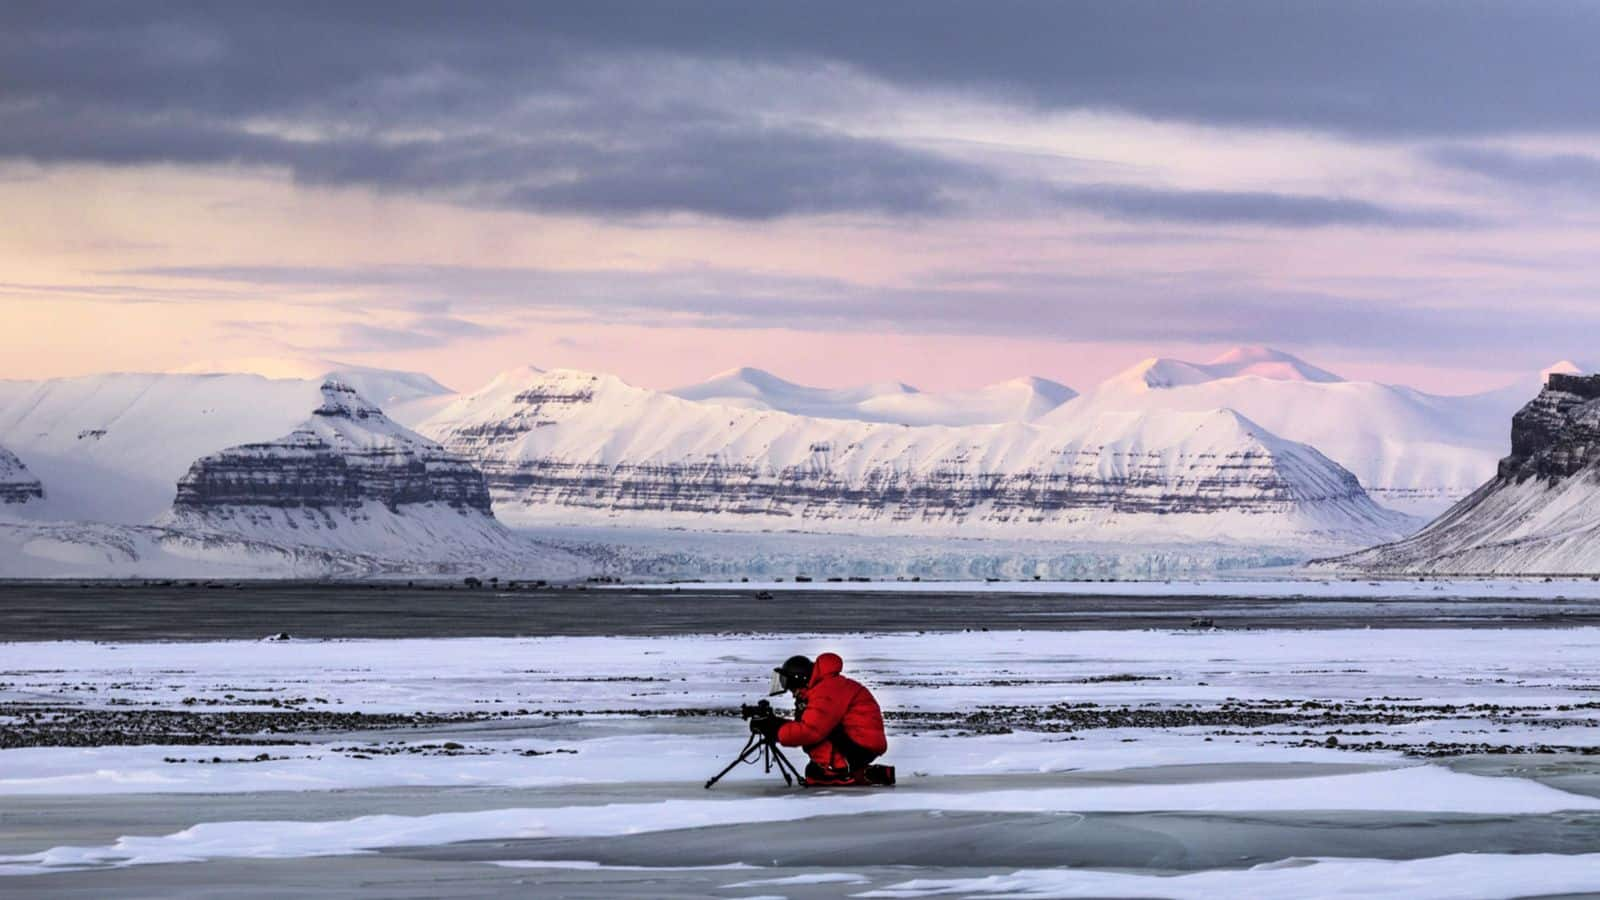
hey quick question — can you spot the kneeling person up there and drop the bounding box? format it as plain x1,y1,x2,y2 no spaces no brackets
758,652,891,785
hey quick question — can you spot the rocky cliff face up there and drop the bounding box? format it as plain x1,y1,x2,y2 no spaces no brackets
1501,373,1600,479
173,382,490,515
419,368,1413,548
1335,374,1600,574
0,445,44,506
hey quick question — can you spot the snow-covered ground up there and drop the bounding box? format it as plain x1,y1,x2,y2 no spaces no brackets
4,627,1600,896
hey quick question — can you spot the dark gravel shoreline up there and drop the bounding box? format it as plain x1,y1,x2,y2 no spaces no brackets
6,581,1600,641
9,697,1598,759
0,704,496,749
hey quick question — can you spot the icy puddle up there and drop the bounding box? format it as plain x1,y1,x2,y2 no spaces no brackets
3,628,1600,897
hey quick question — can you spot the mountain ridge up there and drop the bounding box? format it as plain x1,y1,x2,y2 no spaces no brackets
669,366,1074,425
417,366,1413,550
163,380,508,559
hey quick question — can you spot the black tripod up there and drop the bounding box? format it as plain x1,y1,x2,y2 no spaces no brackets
704,728,805,789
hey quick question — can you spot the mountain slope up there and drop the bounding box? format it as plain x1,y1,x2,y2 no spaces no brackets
0,445,44,509
856,376,1078,425
1332,373,1600,574
1044,347,1521,516
171,356,455,425
670,367,1074,425
0,365,453,523
161,381,525,562
419,367,1412,550
0,374,322,523
1105,346,1343,389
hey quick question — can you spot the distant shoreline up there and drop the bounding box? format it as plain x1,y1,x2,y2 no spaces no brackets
4,581,1600,642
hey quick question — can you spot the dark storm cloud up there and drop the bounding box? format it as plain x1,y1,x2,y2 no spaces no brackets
0,2,1559,223
0,93,1458,226
518,1,1600,137
9,2,1598,138
0,4,990,219
1054,185,1477,229
1430,146,1600,194
502,128,986,219
0,102,984,220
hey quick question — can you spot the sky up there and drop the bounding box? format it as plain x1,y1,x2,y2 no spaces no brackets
4,2,1600,395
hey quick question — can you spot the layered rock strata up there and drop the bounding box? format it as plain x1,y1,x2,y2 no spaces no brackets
420,368,1413,548
0,445,44,505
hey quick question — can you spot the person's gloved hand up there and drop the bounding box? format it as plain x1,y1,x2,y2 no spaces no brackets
754,715,788,742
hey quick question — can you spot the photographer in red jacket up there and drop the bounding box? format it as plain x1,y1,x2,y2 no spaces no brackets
754,652,889,785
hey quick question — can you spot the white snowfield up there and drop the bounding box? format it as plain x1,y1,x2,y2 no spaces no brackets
0,363,455,525
1042,347,1535,518
171,355,456,424
0,379,585,578
0,520,392,579
2,627,1598,894
670,367,1078,426
0,347,1569,578
0,443,44,510
3,770,1594,875
1338,458,1600,576
854,854,1600,900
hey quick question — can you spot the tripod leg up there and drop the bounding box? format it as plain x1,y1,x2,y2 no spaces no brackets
761,739,790,785
704,733,763,789
773,745,804,786
764,737,802,786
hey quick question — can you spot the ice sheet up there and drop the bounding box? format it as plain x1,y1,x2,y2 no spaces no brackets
857,852,1600,899
3,766,1596,875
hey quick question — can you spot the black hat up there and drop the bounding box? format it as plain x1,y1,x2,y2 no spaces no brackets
770,655,814,694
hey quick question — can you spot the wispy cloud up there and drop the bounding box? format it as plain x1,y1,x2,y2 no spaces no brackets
330,315,510,352
1429,146,1600,194
1053,184,1476,229
121,262,1600,363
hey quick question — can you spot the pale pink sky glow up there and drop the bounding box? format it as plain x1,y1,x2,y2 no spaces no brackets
4,5,1599,398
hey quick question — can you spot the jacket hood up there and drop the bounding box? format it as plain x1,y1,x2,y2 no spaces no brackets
810,652,844,687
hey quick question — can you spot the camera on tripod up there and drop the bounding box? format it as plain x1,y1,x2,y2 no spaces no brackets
740,698,776,728
706,697,803,789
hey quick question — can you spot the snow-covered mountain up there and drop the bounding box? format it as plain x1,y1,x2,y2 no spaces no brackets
418,366,1412,550
0,364,454,523
171,356,456,424
0,445,44,509
1111,346,1344,388
162,381,523,561
0,373,322,523
670,367,1075,425
1333,373,1600,574
1044,347,1524,516
1,350,1567,576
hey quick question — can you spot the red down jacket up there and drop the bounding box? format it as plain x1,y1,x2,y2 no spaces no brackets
776,652,888,767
